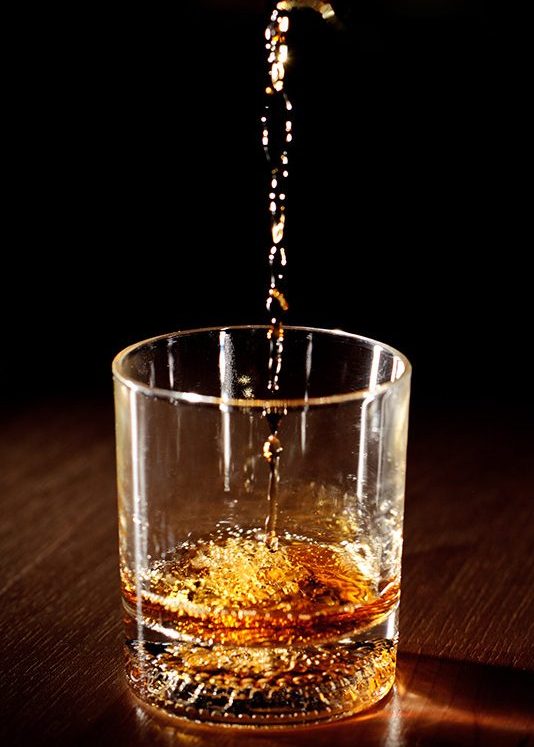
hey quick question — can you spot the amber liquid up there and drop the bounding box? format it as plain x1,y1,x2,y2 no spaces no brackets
122,530,399,724
261,2,293,552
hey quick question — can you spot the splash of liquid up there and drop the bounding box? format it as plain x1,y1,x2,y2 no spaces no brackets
262,0,336,385
261,4,293,551
262,4,292,377
261,1,337,551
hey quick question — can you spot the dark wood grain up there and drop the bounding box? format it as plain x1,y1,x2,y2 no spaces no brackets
401,411,534,671
0,401,532,747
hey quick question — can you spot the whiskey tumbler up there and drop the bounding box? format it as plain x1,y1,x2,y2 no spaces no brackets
113,325,411,726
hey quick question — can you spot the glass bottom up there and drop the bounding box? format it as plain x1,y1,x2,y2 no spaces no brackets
124,620,397,727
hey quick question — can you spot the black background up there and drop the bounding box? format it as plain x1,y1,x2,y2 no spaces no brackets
4,0,528,416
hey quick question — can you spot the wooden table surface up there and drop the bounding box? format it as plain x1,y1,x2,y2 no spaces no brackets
1,401,532,747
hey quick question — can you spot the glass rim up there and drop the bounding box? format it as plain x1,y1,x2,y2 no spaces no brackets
112,324,411,408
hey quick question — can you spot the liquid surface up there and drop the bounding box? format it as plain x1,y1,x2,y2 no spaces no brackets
122,531,399,647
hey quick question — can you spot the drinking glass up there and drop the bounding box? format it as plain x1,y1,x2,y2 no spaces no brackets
113,325,411,726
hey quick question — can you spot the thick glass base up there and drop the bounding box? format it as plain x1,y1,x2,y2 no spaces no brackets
125,626,397,727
